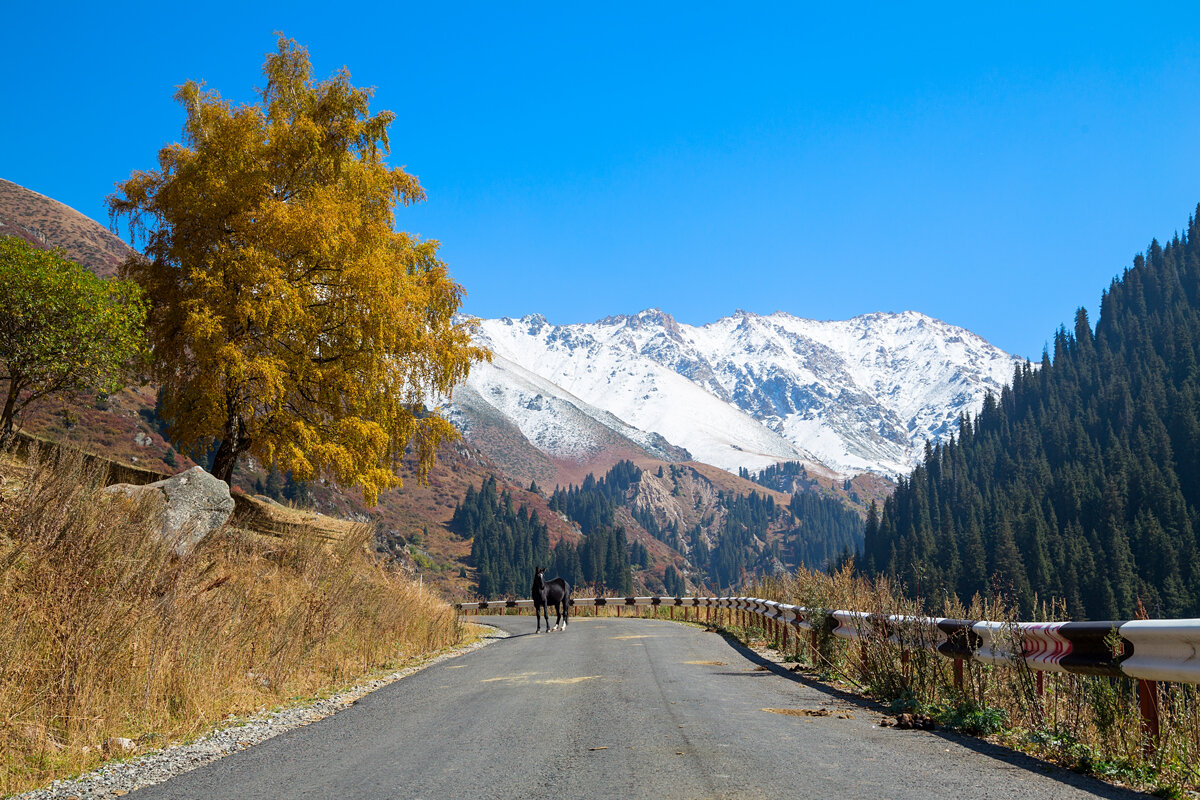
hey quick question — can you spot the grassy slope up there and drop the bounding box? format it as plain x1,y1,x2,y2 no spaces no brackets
0,179,135,278
0,446,463,796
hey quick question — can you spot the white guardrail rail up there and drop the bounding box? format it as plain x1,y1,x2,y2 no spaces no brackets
455,595,1200,685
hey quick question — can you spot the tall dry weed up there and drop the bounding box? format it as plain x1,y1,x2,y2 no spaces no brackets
0,446,461,795
742,566,1199,793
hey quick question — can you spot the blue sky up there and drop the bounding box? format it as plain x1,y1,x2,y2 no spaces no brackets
3,3,1200,359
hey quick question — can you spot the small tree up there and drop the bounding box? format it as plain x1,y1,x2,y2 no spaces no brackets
109,36,488,502
0,236,146,444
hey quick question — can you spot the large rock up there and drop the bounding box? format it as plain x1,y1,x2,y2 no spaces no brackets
105,466,235,556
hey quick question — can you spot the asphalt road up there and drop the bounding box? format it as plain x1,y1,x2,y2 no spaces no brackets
131,615,1148,800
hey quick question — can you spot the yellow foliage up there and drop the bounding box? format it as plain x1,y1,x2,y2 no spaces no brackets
109,36,488,502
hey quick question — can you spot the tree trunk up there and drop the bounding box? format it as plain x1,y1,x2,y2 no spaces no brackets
210,413,248,483
0,377,24,448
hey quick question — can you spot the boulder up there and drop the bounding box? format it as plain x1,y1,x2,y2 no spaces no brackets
103,736,136,756
105,466,235,556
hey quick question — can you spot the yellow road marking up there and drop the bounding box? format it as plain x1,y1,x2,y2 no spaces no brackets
481,672,539,683
481,672,600,686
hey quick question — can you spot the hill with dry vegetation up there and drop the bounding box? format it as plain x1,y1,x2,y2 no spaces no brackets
0,444,465,796
0,179,136,277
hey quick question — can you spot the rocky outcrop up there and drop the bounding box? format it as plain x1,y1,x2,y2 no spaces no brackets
105,466,234,556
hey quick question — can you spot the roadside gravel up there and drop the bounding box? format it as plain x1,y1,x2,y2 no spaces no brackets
9,626,508,800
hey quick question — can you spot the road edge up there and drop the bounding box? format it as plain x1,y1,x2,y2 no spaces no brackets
10,625,510,800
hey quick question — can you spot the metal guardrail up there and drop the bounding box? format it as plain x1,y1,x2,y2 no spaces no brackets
456,595,1200,684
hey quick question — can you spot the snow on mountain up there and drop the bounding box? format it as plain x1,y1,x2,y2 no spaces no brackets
452,309,1025,478
446,352,687,465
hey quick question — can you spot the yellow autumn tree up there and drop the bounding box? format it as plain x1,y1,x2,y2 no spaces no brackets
109,36,488,503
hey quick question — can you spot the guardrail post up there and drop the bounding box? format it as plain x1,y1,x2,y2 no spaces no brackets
953,658,964,690
1138,679,1160,755
670,605,675,620
1035,670,1044,698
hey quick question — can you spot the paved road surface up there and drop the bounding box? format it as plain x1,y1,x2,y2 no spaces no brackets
131,615,1147,799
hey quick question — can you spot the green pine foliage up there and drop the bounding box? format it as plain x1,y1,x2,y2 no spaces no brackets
462,457,863,598
547,459,643,534
744,460,818,493
789,490,865,569
455,476,550,598
457,472,633,596
863,208,1200,619
663,564,685,596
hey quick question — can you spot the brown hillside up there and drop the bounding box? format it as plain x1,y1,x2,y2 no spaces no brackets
226,438,583,601
0,178,137,277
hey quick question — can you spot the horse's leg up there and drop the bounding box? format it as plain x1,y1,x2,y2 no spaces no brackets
535,603,543,633
563,599,569,629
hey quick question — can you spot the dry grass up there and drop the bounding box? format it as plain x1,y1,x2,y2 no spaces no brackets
0,446,462,796
732,567,1200,796
0,178,136,278
231,493,361,542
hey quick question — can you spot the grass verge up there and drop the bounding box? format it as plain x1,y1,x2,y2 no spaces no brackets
0,445,462,796
728,568,1200,797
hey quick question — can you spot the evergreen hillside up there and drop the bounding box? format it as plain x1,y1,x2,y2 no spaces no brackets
863,207,1200,619
461,459,864,599
454,475,632,597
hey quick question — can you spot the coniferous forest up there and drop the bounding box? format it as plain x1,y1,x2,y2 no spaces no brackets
454,477,550,598
454,474,633,597
459,454,866,599
863,208,1200,619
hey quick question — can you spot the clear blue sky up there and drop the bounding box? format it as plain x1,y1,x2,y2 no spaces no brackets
3,3,1199,360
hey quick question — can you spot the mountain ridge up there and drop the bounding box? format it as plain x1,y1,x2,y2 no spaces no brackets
453,307,1025,480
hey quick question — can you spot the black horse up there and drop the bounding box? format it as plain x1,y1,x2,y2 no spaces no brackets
531,567,570,633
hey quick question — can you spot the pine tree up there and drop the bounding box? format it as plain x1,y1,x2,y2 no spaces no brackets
864,207,1200,618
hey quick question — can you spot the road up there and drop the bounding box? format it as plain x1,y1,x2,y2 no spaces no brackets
131,615,1147,799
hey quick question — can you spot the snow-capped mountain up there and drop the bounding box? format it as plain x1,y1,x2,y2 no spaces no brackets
446,352,689,465
450,309,1025,478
